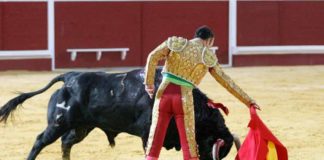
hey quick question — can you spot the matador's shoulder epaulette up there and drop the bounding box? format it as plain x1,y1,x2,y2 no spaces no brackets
202,47,218,67
167,36,188,52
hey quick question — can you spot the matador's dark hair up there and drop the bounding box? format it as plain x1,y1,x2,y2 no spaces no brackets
194,25,214,40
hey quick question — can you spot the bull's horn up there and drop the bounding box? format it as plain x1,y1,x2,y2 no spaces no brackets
212,139,225,160
232,133,241,151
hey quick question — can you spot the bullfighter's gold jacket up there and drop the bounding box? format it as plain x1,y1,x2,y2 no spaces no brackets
144,36,255,107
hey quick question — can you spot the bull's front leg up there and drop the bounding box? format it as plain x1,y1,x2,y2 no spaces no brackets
27,125,68,160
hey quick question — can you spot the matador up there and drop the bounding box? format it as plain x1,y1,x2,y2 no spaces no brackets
144,26,258,160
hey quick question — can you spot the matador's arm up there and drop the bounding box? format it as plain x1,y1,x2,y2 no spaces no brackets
144,41,170,85
209,63,255,107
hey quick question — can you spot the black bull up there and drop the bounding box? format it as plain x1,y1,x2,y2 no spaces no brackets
0,69,236,160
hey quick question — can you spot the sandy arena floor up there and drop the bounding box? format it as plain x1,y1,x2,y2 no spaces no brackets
0,66,324,160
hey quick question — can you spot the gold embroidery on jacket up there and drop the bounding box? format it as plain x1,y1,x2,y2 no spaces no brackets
144,41,169,85
146,37,218,86
167,36,188,52
202,47,217,67
209,64,255,107
163,40,213,86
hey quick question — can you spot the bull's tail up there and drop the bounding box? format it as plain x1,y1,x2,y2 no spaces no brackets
0,74,66,123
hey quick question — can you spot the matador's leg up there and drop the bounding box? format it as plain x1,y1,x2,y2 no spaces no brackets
173,86,198,160
146,82,172,159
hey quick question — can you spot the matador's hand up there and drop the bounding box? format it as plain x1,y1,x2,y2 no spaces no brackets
250,103,261,110
145,85,155,99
